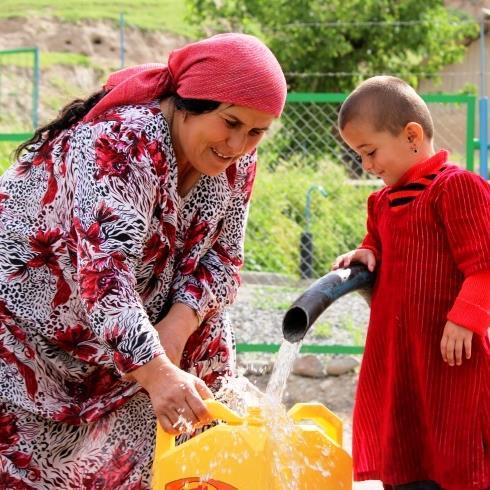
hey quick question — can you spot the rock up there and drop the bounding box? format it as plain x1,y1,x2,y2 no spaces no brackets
319,378,335,391
326,356,360,376
292,355,325,378
242,360,273,376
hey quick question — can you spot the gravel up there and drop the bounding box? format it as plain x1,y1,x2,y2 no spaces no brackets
228,281,371,347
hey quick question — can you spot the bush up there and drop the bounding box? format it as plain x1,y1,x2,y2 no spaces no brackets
244,156,375,277
0,142,17,174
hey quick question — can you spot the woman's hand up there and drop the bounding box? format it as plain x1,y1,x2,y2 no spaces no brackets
440,321,473,366
128,355,213,434
332,248,376,272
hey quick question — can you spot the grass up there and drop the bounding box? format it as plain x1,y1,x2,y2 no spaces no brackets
0,0,193,37
0,142,17,173
311,321,333,339
340,314,365,345
41,52,94,68
252,285,304,312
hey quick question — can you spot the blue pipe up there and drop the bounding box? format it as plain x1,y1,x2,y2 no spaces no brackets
480,97,488,180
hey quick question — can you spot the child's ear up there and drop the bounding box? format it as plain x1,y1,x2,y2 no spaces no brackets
404,122,424,145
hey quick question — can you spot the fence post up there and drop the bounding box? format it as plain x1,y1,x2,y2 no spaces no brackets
120,12,126,69
479,15,488,179
480,98,489,179
32,47,40,130
300,185,328,279
465,95,476,172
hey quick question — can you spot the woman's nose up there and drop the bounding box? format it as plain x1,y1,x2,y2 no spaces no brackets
227,131,247,155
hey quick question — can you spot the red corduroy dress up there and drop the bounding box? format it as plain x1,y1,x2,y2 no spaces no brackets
354,150,490,489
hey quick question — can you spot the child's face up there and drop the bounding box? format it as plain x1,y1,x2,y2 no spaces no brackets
340,119,419,186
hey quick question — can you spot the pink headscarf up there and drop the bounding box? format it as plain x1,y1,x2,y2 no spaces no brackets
83,33,287,122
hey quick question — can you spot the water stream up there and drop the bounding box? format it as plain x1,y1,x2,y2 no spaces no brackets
165,337,337,488
265,339,302,402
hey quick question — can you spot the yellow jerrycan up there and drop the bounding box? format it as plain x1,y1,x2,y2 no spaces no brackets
152,399,352,489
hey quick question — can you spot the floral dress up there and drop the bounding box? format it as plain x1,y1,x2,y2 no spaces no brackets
0,101,256,489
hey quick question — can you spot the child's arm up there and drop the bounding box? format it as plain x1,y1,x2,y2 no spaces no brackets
441,270,490,366
438,171,490,365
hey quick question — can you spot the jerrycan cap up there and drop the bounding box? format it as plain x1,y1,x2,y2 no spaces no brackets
245,406,264,426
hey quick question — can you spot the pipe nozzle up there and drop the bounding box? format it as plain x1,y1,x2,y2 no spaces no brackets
282,265,375,343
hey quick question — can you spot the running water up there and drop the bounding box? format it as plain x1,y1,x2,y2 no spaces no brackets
168,338,337,489
265,339,302,402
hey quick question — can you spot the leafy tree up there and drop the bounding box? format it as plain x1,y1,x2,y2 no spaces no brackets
186,0,478,92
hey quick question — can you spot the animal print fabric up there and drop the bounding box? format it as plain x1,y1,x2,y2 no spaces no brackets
0,101,254,488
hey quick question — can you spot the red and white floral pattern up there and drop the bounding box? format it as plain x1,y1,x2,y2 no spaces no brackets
0,102,255,487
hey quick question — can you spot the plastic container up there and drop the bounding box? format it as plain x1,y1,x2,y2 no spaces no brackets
152,399,352,489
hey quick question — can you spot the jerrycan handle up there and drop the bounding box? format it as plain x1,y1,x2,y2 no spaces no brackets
204,399,244,425
154,400,244,457
288,403,344,446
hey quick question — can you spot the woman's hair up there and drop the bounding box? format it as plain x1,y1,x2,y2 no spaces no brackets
15,92,221,160
338,76,434,139
172,95,220,114
14,90,108,160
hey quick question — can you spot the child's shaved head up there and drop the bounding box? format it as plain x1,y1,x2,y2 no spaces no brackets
338,76,434,139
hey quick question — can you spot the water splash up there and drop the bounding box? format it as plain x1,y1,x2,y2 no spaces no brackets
164,339,337,489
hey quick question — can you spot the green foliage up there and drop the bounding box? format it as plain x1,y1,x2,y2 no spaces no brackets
0,0,192,36
0,142,16,174
340,314,365,344
312,321,333,339
244,157,373,276
186,0,478,91
41,52,94,68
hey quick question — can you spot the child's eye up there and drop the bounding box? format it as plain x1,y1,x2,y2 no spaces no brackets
250,128,264,137
367,150,376,157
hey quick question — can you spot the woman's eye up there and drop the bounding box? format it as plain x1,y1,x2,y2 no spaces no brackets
367,150,376,157
225,119,238,128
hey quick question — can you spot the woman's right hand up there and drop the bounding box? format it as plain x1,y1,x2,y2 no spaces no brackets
127,355,213,435
332,248,377,272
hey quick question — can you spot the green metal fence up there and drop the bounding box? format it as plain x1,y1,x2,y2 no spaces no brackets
0,47,40,172
0,76,477,354
245,92,477,278
0,47,40,133
236,92,476,355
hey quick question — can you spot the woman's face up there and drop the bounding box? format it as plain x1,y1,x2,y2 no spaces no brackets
173,104,275,176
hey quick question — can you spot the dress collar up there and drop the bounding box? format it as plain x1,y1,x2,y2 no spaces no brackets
387,150,449,209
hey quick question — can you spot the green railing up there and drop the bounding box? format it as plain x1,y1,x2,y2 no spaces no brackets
237,343,364,354
0,87,478,356
0,47,40,133
286,92,477,172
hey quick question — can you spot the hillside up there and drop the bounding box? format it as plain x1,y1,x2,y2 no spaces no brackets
0,14,187,130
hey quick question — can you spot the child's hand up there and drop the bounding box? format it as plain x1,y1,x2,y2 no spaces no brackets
440,321,473,366
332,248,376,272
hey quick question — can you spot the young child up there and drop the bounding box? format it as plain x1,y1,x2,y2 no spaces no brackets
333,76,490,490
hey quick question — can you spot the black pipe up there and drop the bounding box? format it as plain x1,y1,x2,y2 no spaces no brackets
282,264,375,343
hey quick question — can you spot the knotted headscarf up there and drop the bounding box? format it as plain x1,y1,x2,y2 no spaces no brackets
83,33,287,122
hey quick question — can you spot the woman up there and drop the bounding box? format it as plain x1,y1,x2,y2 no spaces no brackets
0,33,286,488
